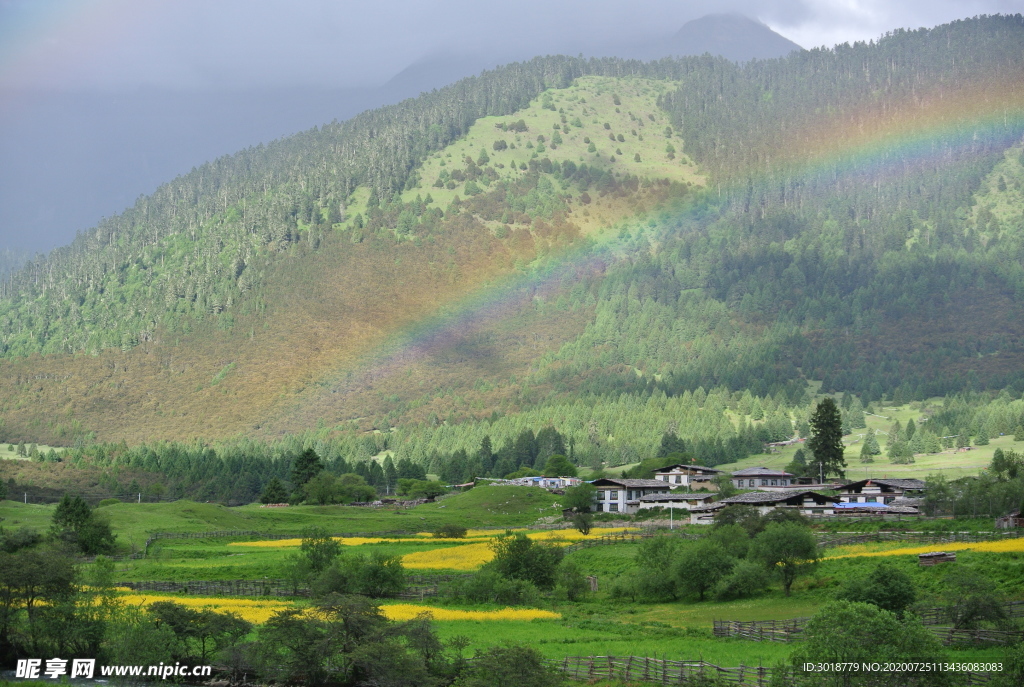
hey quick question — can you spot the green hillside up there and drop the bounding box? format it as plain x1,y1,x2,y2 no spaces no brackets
0,17,1023,499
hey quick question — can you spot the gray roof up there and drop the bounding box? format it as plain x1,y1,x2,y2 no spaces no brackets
842,478,926,491
731,467,794,477
720,489,836,505
654,464,723,474
638,493,716,502
592,478,671,488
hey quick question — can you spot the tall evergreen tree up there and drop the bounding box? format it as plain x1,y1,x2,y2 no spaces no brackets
291,448,323,487
807,398,846,480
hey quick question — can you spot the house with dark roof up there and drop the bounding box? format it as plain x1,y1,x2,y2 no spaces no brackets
836,478,926,505
730,467,794,489
653,463,723,490
589,478,671,514
717,489,838,516
636,492,716,512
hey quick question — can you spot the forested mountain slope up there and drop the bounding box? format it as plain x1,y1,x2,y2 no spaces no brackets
0,15,1023,448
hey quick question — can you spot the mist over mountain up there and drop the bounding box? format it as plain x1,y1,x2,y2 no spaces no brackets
0,14,799,258
666,14,805,62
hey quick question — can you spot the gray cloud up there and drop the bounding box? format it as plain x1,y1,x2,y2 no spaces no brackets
1,0,1019,254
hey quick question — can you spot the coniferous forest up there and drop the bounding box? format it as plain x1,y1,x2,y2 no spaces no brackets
0,15,1023,495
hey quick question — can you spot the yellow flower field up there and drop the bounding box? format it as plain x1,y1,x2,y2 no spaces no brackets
117,593,294,624
380,604,560,622
230,536,394,548
402,542,495,570
827,537,1024,560
110,593,559,625
231,527,638,549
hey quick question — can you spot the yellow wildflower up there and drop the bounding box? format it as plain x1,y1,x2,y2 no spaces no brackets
827,537,1024,560
380,604,560,621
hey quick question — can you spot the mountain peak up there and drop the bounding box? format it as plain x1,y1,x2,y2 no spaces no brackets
669,14,803,62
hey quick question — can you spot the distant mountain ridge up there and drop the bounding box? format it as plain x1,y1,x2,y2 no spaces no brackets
1,16,1023,447
667,14,804,62
383,14,803,98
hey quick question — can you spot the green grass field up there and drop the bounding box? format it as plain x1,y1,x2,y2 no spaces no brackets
7,482,1019,670
0,443,64,461
0,485,562,548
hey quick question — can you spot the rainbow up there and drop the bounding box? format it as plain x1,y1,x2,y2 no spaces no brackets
300,74,1024,410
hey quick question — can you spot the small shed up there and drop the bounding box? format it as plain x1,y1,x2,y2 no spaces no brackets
918,551,956,566
995,510,1024,529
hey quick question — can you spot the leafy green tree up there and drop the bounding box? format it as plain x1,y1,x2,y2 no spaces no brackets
570,512,592,536
433,524,467,539
675,540,734,601
148,601,251,662
300,527,340,576
749,522,818,596
336,473,378,503
633,535,680,600
807,398,846,479
454,644,563,687
260,477,289,504
397,478,447,499
785,601,952,687
487,532,563,589
707,523,750,558
555,559,588,601
714,559,770,601
354,551,406,598
836,562,916,618
943,567,1008,630
50,494,115,554
562,483,596,512
304,472,340,505
714,504,763,536
543,454,576,477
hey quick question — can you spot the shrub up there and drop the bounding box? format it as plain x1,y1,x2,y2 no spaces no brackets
675,540,734,601
836,562,916,618
450,570,540,606
714,559,769,601
487,532,564,589
454,644,563,687
433,524,467,539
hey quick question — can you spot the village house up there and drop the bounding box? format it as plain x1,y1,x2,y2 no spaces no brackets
636,492,717,511
730,467,795,489
480,476,582,489
996,510,1024,529
835,478,926,504
653,463,723,490
715,489,839,517
590,478,671,514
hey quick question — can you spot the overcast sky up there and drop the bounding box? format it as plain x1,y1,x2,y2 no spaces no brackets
3,0,1020,92
0,0,1021,255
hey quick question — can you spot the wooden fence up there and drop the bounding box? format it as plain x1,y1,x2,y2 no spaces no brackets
714,606,1024,646
815,529,1024,549
713,619,806,642
117,572,473,600
553,656,772,686
547,656,996,686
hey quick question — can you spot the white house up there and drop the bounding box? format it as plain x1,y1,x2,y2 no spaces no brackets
637,492,717,511
653,463,723,490
731,467,794,489
590,478,670,514
716,489,838,516
836,478,925,504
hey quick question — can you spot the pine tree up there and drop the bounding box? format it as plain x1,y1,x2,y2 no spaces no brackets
260,477,289,504
807,398,846,480
291,448,323,486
